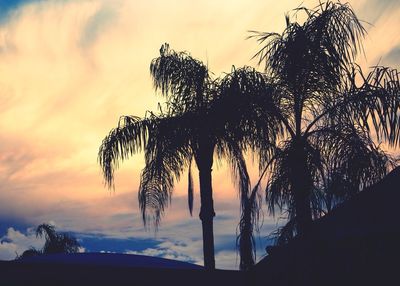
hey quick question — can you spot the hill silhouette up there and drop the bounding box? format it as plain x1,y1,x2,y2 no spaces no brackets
253,167,400,285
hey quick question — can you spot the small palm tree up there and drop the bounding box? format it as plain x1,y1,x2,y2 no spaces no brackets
99,44,254,270
227,1,400,241
16,223,80,259
36,223,80,254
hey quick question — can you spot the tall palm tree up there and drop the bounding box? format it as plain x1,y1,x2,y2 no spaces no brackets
99,44,255,270
226,1,400,241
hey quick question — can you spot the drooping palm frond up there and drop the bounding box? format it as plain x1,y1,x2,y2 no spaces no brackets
309,122,393,208
265,140,322,216
265,142,295,218
55,233,81,254
150,43,210,109
237,182,264,270
138,114,194,228
98,116,154,188
344,66,400,146
217,66,287,172
36,223,57,242
305,67,400,137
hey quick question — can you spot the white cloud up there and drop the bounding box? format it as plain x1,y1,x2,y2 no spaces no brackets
215,250,239,270
125,238,203,266
125,238,246,269
0,227,44,260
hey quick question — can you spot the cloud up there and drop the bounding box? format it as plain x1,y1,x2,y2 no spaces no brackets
79,2,119,48
0,227,45,260
382,46,400,67
124,229,273,269
126,247,198,264
351,0,400,68
77,233,161,253
126,238,204,266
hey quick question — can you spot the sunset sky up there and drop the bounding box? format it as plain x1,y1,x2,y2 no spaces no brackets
0,0,399,269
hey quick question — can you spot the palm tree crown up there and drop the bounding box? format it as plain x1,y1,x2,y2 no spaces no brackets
226,1,400,241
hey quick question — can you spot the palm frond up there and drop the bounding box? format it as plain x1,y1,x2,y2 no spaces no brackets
347,66,400,146
310,123,392,209
217,66,288,169
235,176,264,270
138,114,193,228
98,116,153,188
36,223,56,241
150,43,209,108
266,138,325,220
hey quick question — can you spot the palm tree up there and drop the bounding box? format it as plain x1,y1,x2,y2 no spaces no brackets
226,1,400,241
16,223,80,259
36,223,80,254
99,44,254,270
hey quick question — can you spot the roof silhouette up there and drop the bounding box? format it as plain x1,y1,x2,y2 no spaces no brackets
309,166,400,240
254,167,400,285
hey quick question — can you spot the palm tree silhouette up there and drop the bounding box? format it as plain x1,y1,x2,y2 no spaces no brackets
17,223,80,259
36,223,80,254
229,1,400,242
99,44,254,270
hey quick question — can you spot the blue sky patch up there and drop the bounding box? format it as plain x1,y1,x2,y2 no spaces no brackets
77,233,162,253
0,0,35,21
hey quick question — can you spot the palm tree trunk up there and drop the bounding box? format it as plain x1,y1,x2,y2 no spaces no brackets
195,142,216,270
293,180,312,237
199,167,216,270
291,140,313,237
239,198,255,270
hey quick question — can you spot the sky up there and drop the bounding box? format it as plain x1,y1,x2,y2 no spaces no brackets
0,0,399,269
